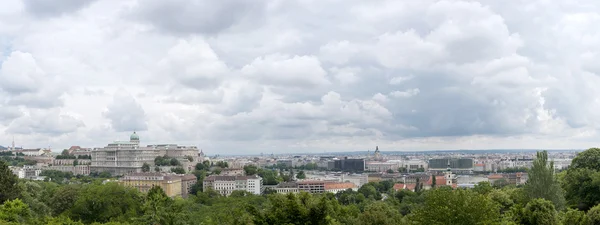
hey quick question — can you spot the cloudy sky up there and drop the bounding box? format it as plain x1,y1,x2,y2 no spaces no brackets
0,0,599,154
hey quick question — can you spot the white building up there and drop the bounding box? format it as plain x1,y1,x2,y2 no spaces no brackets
10,166,42,179
91,132,199,176
203,175,263,196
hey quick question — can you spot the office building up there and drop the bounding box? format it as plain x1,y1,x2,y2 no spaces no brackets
333,158,365,172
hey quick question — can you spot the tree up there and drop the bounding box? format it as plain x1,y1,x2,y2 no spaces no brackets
562,148,600,210
69,183,143,223
0,161,21,204
560,208,589,225
216,161,228,168
358,184,381,200
588,204,600,225
154,166,161,172
525,150,565,210
169,158,180,166
493,178,509,188
142,163,150,172
473,181,493,195
243,165,258,176
170,167,185,174
411,188,500,225
61,149,70,156
50,185,80,216
141,186,174,225
0,198,31,224
386,169,395,174
431,174,436,189
195,162,207,171
358,201,403,225
511,198,559,225
571,148,600,171
296,170,306,179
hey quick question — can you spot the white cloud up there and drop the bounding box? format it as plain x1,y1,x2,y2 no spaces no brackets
103,90,148,132
241,54,330,88
2,0,600,153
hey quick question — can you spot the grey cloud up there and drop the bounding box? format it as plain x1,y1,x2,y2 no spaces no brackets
132,0,266,35
103,90,148,132
6,109,84,135
23,0,98,17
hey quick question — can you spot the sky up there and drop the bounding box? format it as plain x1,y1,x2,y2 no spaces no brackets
0,0,599,154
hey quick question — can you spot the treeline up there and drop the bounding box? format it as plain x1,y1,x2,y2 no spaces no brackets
3,149,600,224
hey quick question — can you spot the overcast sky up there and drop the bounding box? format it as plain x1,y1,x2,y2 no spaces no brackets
0,0,599,154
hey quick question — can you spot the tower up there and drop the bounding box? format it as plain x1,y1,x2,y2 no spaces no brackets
445,159,453,186
374,146,382,161
130,131,140,144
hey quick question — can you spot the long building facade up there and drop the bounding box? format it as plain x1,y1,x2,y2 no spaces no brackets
91,132,199,176
203,175,263,196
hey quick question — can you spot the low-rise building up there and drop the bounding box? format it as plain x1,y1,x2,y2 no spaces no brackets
324,182,357,193
10,166,42,179
180,174,197,198
119,173,183,198
44,165,91,175
221,168,244,176
274,182,299,194
203,175,263,196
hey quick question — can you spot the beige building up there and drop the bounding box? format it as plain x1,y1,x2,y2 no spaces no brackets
180,174,197,198
119,173,183,198
221,168,244,176
91,132,199,176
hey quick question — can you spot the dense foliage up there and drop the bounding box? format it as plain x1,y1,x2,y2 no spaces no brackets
4,148,600,224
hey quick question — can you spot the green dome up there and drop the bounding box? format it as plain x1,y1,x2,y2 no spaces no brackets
130,131,140,141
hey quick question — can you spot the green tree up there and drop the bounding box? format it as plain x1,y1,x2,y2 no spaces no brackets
216,161,228,168
244,165,258,176
69,182,143,223
562,148,600,210
0,198,31,224
358,184,381,200
140,186,174,225
524,150,565,210
560,208,589,225
588,204,600,225
154,166,161,172
515,198,559,225
473,181,493,195
358,201,404,225
50,185,80,216
411,188,500,225
571,148,600,171
195,162,207,171
296,170,306,179
431,174,436,189
142,163,150,172
493,178,509,188
170,167,185,174
169,158,180,166
0,161,21,204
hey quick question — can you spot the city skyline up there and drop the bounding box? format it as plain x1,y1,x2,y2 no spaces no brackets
2,0,600,154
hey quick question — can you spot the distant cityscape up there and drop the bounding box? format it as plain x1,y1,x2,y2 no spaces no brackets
0,131,580,198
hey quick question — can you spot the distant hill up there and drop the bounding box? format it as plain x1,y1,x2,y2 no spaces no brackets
0,146,6,150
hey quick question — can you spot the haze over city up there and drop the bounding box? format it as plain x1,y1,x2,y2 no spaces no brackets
1,0,599,154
